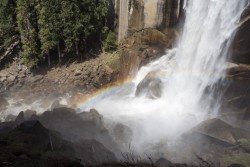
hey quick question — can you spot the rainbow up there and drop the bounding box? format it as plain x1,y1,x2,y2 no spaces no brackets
71,77,135,111
71,69,229,112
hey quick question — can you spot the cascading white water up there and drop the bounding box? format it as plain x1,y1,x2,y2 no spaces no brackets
89,0,249,155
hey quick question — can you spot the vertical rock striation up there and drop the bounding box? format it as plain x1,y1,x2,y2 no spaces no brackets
115,0,185,41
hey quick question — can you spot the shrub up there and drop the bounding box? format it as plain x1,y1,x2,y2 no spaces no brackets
103,31,118,52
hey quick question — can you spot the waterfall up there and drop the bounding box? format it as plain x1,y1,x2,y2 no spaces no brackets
86,0,248,154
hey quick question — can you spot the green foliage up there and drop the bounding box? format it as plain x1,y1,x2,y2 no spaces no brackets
61,0,108,55
38,0,62,55
0,0,17,49
16,0,41,67
0,0,112,68
103,31,117,52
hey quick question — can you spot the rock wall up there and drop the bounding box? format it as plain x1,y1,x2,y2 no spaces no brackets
115,0,185,41
232,5,250,64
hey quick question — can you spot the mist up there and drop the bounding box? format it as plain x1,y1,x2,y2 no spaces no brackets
0,0,249,164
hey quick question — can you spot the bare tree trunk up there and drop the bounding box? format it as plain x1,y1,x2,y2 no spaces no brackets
75,41,80,60
83,39,87,59
57,43,61,66
48,53,51,67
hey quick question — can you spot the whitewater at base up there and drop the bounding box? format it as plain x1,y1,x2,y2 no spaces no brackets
79,0,249,155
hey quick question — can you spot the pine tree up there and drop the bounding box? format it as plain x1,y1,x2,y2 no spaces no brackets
0,0,17,50
38,0,62,66
0,0,111,67
16,0,41,68
61,0,108,59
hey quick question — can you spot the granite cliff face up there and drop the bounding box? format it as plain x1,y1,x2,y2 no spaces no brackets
114,0,185,41
232,5,250,64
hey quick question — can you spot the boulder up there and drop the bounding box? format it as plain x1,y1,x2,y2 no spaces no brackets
79,109,104,128
113,123,133,149
136,71,163,99
0,120,116,165
23,109,37,120
31,107,120,156
15,111,25,124
190,118,250,145
155,158,172,167
180,119,250,162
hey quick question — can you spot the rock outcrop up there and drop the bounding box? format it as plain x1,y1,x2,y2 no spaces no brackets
0,120,116,166
119,28,178,80
115,0,185,41
28,107,120,156
232,5,250,64
219,63,250,130
179,118,250,166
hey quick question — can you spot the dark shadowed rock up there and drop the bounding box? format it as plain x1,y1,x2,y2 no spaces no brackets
30,107,120,156
5,114,16,122
79,109,104,128
155,158,172,167
180,118,250,163
113,123,133,148
190,118,250,145
75,139,117,164
232,5,250,64
228,164,245,167
15,111,24,124
24,109,36,120
0,120,116,166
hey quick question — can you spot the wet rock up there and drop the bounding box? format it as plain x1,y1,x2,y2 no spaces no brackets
76,139,117,164
31,108,120,155
50,99,66,110
15,111,25,124
79,109,104,128
236,138,250,153
113,123,133,149
0,120,115,165
232,5,250,64
136,71,163,99
180,118,250,162
155,158,172,167
24,109,36,120
222,63,250,124
190,118,250,145
5,114,16,122
0,96,8,111
17,120,47,133
228,164,245,167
